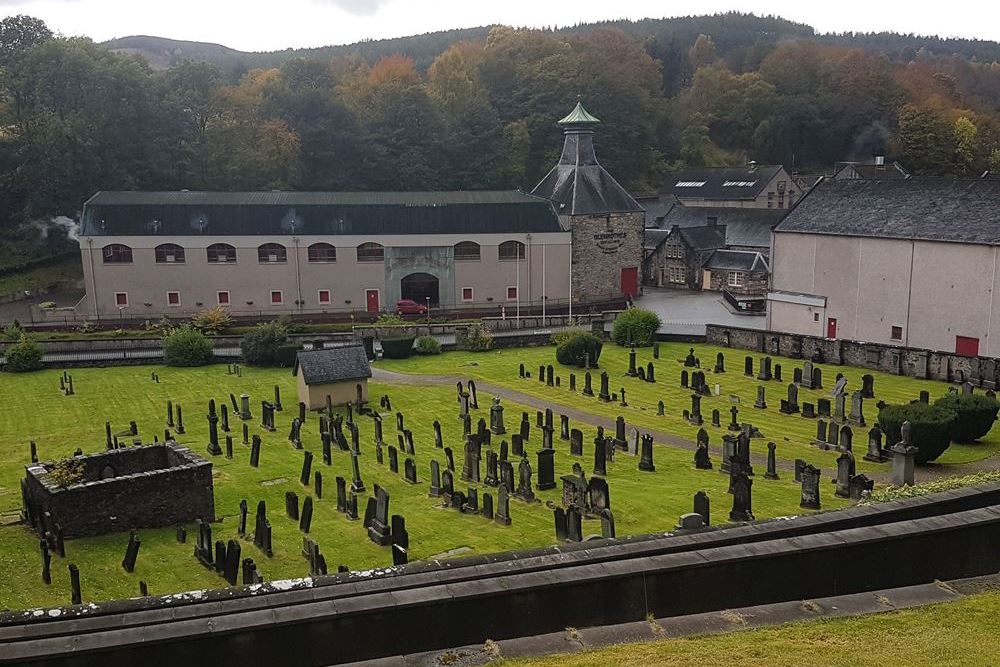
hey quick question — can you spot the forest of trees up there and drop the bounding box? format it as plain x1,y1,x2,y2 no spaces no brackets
1,12,1000,238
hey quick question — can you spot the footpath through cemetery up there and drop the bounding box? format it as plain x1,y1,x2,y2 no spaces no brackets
3,338,1000,663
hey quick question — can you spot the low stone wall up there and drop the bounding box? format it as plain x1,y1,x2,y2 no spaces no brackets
706,324,1000,388
22,443,215,538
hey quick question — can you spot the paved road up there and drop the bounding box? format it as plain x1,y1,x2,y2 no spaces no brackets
371,367,1000,485
635,287,765,337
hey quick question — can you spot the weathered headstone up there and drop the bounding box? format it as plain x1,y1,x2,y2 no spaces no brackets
800,464,821,509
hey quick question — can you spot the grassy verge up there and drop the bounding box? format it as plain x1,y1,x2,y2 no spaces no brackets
492,590,1000,667
377,342,1000,472
0,362,839,609
0,256,82,298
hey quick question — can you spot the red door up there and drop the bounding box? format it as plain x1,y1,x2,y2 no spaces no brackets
826,318,837,339
620,267,638,297
365,289,380,313
956,336,980,357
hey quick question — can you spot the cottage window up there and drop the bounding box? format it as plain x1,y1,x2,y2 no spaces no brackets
207,244,237,263
102,244,133,264
668,267,685,283
155,244,185,263
258,243,287,263
498,240,526,261
454,241,481,261
357,242,384,262
307,243,337,263
727,271,745,287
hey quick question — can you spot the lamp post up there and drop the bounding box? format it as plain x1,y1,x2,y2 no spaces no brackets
425,296,430,324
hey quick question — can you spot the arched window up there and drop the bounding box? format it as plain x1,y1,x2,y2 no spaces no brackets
307,242,337,263
454,241,481,261
258,243,287,263
102,244,133,264
206,243,237,264
356,242,384,262
154,243,185,263
498,240,526,261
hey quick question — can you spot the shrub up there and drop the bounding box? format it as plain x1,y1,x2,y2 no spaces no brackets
611,308,661,346
273,343,303,367
462,323,494,352
2,320,25,342
4,334,43,372
374,312,407,327
381,337,415,359
47,459,85,487
163,326,214,367
241,321,290,366
935,393,1000,443
38,301,56,310
555,330,603,367
191,306,234,335
878,401,957,463
415,335,442,355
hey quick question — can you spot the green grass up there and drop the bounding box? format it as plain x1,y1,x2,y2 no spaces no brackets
0,256,81,298
492,590,1000,667
378,342,1000,472
0,361,837,610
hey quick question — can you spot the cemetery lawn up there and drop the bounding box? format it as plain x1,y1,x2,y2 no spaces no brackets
378,341,1000,472
495,589,1000,667
0,362,844,610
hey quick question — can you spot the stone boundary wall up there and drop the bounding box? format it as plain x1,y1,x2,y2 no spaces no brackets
4,484,1000,666
22,443,215,538
706,324,1000,389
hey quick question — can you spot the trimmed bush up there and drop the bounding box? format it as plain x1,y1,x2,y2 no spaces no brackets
611,308,661,346
163,326,214,367
381,337,415,359
415,336,442,355
555,330,603,367
935,393,1000,443
4,334,43,372
878,402,957,463
241,321,290,366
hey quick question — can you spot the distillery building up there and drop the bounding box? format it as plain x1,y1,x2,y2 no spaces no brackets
77,103,644,319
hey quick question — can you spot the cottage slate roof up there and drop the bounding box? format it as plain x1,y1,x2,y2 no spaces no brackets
643,228,669,251
677,225,727,251
703,249,770,272
81,191,563,236
775,178,1000,245
659,205,783,248
530,105,644,217
833,161,909,180
294,346,372,385
668,165,784,201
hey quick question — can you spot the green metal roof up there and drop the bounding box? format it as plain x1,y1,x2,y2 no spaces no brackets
558,102,601,126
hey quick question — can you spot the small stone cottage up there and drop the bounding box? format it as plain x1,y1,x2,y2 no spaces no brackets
294,345,372,410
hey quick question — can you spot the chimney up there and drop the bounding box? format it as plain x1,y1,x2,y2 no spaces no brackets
874,155,885,167
747,160,757,173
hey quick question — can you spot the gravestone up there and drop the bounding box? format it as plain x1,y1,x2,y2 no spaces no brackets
801,402,816,418
754,386,767,409
537,449,556,490
848,391,866,426
864,425,886,462
515,456,536,502
429,460,442,497
299,497,313,533
860,374,875,398
646,362,656,383
598,372,611,402
835,451,856,498
812,367,823,390
728,473,754,521
404,457,418,484
794,458,805,482
774,364,782,382
688,394,704,425
495,486,512,525
765,442,779,480
840,425,853,452
694,490,710,526
757,357,772,381
849,474,874,500
817,398,831,418
694,441,713,470
714,352,725,373
583,372,594,397
657,400,664,416
639,434,655,472
815,419,828,447
793,368,803,384
680,370,689,388
490,397,506,435
299,451,313,486
570,428,583,456
891,421,917,487
832,376,848,397
367,487,392,545
593,437,607,476
728,405,740,431
484,450,499,487
712,409,721,428
834,393,847,422
744,356,753,377
799,464,821,509
802,361,814,389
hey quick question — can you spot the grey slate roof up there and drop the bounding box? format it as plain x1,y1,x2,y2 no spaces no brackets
833,161,909,180
658,205,783,248
703,249,769,272
81,191,563,236
775,178,1000,245
677,225,727,251
294,346,372,385
643,228,669,251
668,165,783,201
530,124,644,216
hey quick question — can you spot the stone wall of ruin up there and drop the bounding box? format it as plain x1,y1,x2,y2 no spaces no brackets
706,324,1000,388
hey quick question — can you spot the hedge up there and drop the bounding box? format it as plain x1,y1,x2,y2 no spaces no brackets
163,326,214,367
3,335,43,372
878,402,957,463
415,336,442,355
611,308,661,346
935,393,1000,443
241,321,290,366
555,331,603,367
381,337,415,359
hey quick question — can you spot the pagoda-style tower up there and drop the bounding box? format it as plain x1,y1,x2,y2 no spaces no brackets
531,102,645,300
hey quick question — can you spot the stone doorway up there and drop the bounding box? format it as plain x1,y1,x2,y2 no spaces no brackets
400,272,439,307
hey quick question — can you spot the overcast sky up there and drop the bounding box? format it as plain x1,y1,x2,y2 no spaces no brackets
2,0,998,52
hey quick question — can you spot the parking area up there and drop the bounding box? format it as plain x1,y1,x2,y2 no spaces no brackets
636,286,766,337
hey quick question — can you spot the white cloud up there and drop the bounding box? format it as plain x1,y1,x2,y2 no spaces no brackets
312,0,391,16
